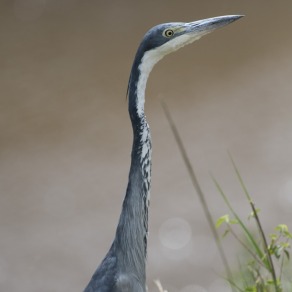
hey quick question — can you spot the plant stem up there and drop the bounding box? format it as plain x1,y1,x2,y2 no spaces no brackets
250,201,279,292
229,154,280,292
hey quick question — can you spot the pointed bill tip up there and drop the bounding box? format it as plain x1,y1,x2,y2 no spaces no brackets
228,14,245,21
187,14,244,35
221,14,245,25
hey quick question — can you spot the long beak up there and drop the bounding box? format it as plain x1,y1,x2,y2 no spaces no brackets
186,15,244,36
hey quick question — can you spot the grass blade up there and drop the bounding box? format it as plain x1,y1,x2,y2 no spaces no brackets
229,154,279,291
212,177,269,270
160,100,235,291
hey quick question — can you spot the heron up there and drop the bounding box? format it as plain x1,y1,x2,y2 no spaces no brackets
84,15,243,292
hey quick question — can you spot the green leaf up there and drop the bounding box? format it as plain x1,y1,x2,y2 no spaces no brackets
212,177,268,269
230,219,239,225
269,233,277,241
274,245,282,259
280,242,290,249
216,214,230,228
276,224,289,233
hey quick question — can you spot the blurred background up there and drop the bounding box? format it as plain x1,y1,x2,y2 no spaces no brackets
1,1,292,291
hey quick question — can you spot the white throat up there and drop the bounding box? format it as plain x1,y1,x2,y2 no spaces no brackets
136,33,203,116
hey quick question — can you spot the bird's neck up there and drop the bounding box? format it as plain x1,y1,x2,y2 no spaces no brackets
128,48,163,120
114,53,154,282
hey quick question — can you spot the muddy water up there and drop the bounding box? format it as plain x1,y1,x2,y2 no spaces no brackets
1,1,292,291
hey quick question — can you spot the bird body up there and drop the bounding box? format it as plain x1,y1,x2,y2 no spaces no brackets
84,15,243,292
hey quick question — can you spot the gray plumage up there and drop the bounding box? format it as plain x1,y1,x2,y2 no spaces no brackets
84,15,243,292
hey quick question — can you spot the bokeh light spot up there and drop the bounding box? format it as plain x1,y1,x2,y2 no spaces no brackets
159,217,192,250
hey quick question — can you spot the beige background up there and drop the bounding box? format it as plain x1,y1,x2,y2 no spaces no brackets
1,1,292,291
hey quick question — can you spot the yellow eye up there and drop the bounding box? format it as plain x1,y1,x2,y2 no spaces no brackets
163,29,174,38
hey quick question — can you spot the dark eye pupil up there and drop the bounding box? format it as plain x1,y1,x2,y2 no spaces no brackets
165,30,173,37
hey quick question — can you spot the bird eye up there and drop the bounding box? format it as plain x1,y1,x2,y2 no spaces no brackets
163,29,174,38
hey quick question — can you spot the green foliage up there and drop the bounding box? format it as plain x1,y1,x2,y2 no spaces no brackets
161,101,291,291
214,157,292,292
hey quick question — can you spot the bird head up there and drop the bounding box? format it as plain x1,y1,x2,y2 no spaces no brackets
136,15,243,71
128,15,243,117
